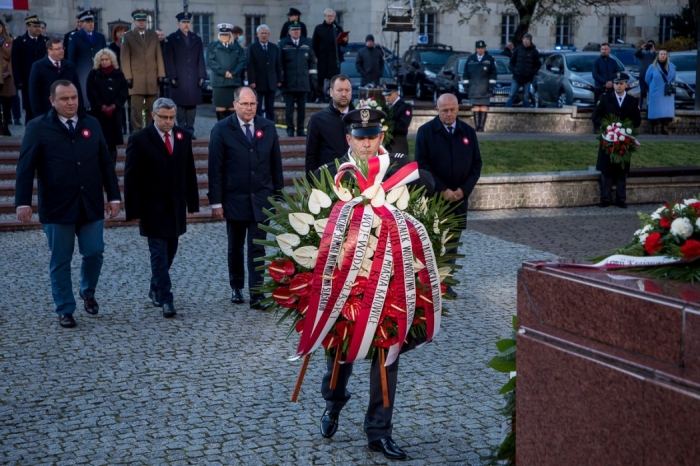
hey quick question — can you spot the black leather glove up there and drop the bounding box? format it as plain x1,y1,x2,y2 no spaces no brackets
126,79,133,89
170,78,178,88
158,77,165,85
198,78,205,88
310,74,318,90
15,81,21,90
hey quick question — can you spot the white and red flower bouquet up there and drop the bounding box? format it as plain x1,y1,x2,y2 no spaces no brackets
254,153,462,394
599,116,640,168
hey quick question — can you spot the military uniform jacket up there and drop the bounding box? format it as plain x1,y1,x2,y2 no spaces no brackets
28,57,82,116
207,41,245,88
11,32,49,88
279,21,308,41
246,41,282,93
163,30,206,107
207,115,284,222
592,92,641,175
67,29,107,103
415,116,483,229
279,36,316,92
124,124,200,238
121,29,166,95
15,109,121,224
385,98,412,155
466,53,497,101
305,102,355,174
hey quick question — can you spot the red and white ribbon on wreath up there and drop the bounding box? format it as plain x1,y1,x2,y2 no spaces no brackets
295,154,442,366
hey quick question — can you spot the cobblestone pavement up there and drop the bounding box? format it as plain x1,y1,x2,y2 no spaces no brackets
0,202,661,464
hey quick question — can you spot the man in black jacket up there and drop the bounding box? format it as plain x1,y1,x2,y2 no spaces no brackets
247,24,282,122
280,23,316,137
28,39,82,117
305,74,355,175
11,15,50,124
592,43,619,132
505,34,540,108
355,34,384,86
15,80,121,328
311,9,346,102
634,40,657,108
382,83,412,155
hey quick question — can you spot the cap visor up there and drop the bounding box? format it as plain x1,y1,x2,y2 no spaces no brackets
350,127,382,137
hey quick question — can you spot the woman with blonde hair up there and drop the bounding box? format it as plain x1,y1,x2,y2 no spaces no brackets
207,24,245,120
645,49,676,135
87,48,129,162
0,20,15,136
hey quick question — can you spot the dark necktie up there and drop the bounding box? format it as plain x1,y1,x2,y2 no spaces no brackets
56,61,60,71
67,119,75,135
263,44,267,51
447,126,453,135
244,124,253,143
164,132,173,155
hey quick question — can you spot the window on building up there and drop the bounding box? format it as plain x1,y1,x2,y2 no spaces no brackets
335,11,344,28
501,14,518,46
659,16,674,44
245,16,264,45
608,15,625,44
555,15,572,46
418,12,437,44
192,14,212,45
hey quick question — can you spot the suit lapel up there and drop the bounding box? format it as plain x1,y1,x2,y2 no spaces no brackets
147,124,172,158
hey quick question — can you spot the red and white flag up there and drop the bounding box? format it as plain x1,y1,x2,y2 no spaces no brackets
0,1,29,10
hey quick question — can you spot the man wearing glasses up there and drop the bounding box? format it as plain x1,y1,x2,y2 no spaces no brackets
414,93,482,298
124,97,200,318
207,87,284,309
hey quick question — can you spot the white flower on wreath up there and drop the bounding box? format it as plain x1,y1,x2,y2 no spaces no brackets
314,217,329,235
619,135,626,142
276,233,300,255
438,266,453,280
635,224,653,244
606,125,612,131
440,230,453,256
367,234,379,258
308,189,332,214
292,245,319,268
683,198,699,206
289,212,315,235
696,218,700,231
670,217,693,239
386,185,410,210
333,184,353,202
651,206,666,220
433,214,440,234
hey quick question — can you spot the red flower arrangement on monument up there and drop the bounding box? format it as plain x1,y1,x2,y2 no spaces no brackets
599,116,640,168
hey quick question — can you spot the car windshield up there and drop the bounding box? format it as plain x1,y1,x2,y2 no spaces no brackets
611,50,639,66
566,55,625,73
495,58,511,74
419,50,454,66
672,54,697,72
341,59,392,78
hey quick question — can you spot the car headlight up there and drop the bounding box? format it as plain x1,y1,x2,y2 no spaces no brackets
424,70,436,79
570,80,593,91
628,81,639,89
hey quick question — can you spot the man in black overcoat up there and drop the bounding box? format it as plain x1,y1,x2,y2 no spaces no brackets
28,39,82,117
415,93,482,297
311,9,346,102
207,87,284,309
15,81,121,329
11,15,49,124
163,12,206,139
305,74,354,175
124,98,200,318
382,83,412,155
67,10,107,106
246,24,281,122
591,72,641,208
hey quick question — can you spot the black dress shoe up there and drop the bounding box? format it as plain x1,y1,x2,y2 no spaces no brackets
162,302,176,318
58,314,77,328
286,130,295,137
320,410,339,438
599,201,612,208
149,289,163,307
250,294,269,310
445,286,457,299
616,201,628,209
368,437,407,460
231,288,244,304
79,293,99,315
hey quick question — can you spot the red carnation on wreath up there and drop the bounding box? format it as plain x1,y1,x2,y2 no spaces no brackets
680,239,700,260
644,232,664,255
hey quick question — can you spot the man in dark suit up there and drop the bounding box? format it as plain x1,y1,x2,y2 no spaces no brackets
415,93,482,297
382,83,412,155
67,10,107,106
11,14,50,124
591,72,641,208
124,98,200,318
15,80,121,328
28,39,82,117
305,74,354,175
311,9,346,102
207,87,283,309
279,22,317,137
246,24,281,122
163,12,206,139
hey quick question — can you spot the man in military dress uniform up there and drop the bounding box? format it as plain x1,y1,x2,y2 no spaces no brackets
382,83,412,156
163,11,206,139
279,22,316,137
11,15,49,124
314,108,434,461
67,10,107,106
63,15,81,51
121,9,166,132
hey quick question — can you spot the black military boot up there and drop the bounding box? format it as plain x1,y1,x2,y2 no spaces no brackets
480,112,488,132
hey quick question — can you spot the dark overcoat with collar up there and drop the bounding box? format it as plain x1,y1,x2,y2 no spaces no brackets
86,67,129,147
246,41,282,93
11,31,49,89
305,101,355,174
207,115,283,222
14,109,121,224
28,57,83,117
414,116,483,229
592,92,641,175
385,98,412,156
67,29,107,103
124,124,200,238
163,30,206,106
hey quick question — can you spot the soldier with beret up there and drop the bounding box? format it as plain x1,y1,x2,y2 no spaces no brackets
279,22,316,137
382,83,412,155
314,107,434,461
279,8,308,41
163,12,206,139
207,23,246,121
11,15,49,124
67,10,107,106
121,9,166,132
465,40,497,132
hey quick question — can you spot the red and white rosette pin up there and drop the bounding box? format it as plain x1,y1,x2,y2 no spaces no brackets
255,129,264,139
405,109,411,116
176,131,183,140
82,129,91,138
462,137,469,145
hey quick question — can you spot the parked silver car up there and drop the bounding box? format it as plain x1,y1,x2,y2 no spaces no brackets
534,52,640,108
668,50,697,108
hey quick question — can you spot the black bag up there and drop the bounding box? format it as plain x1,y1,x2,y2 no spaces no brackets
664,82,675,96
